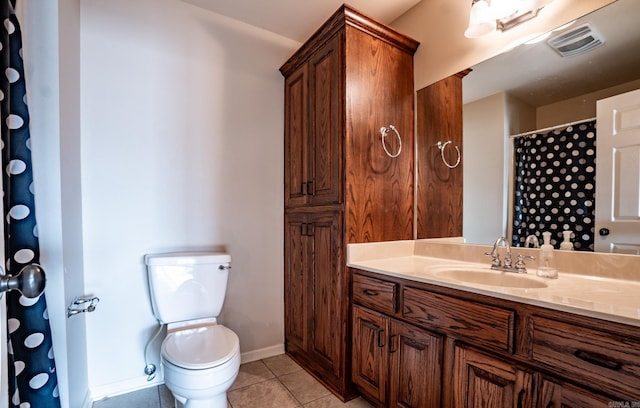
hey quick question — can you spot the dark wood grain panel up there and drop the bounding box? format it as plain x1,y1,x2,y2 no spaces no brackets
352,274,397,315
309,33,343,206
284,65,308,208
531,316,640,400
352,305,389,404
538,377,614,407
389,320,443,408
416,71,470,238
284,213,308,350
309,211,343,376
452,345,534,408
344,27,415,244
403,286,515,352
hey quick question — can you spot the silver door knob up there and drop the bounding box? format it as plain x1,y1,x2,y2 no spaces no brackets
0,264,46,298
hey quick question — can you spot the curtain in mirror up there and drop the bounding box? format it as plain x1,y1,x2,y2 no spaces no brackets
512,120,597,251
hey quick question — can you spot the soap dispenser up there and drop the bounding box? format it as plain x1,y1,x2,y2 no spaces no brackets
537,231,558,279
560,230,574,251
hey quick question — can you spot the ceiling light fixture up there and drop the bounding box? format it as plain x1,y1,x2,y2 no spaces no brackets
465,0,553,38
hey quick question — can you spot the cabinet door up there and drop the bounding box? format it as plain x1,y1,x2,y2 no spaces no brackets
284,64,309,207
307,211,343,375
389,320,443,408
452,345,534,408
308,33,343,206
284,212,309,351
352,305,389,404
538,378,613,408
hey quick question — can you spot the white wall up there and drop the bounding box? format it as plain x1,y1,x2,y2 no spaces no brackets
463,92,537,245
536,78,640,128
463,93,508,244
80,0,297,398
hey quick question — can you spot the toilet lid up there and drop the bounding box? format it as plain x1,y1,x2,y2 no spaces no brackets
162,324,239,369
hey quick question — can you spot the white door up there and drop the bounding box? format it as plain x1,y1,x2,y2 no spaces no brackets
20,2,90,407
595,88,640,254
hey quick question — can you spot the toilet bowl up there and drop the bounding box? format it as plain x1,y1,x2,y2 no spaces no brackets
162,322,240,408
145,252,240,408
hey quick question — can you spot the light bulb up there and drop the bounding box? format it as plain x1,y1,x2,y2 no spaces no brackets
465,0,496,38
491,0,520,19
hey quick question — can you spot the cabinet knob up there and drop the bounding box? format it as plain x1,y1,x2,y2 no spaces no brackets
599,228,610,236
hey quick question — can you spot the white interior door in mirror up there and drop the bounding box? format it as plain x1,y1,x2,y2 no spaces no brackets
595,88,640,254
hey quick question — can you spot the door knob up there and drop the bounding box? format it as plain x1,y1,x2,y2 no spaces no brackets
0,264,46,298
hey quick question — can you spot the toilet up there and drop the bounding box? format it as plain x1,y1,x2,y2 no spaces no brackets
145,252,240,408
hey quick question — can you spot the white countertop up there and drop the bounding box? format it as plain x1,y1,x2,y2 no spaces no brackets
347,240,640,327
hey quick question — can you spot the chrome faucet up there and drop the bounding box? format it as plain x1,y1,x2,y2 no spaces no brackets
484,237,534,273
485,237,513,269
524,235,540,248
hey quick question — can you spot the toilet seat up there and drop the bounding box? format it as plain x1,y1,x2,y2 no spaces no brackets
162,324,239,370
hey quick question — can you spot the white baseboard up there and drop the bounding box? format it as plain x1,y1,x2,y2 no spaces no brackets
80,391,94,408
88,343,285,404
90,374,164,403
240,343,285,364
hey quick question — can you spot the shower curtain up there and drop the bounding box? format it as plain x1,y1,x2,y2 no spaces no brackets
512,119,596,251
1,1,61,406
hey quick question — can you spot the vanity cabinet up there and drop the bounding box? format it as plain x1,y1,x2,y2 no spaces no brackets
350,268,640,407
352,277,443,408
280,5,418,399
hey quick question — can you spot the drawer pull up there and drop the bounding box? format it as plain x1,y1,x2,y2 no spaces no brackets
574,349,622,371
363,289,379,297
389,334,397,353
377,329,385,348
517,388,524,408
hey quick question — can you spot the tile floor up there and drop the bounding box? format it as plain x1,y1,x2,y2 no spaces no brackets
92,354,373,408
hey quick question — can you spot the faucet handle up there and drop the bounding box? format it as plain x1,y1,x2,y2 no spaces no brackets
484,251,501,267
515,254,535,273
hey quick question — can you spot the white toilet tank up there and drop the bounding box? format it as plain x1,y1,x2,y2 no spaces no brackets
145,252,231,324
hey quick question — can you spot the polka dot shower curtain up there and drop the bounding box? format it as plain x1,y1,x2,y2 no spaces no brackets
512,120,596,251
1,1,61,406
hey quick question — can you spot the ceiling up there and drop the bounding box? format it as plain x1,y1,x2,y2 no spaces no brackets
180,0,638,109
463,0,640,107
181,0,421,43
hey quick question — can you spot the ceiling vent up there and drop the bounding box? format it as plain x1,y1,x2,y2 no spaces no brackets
547,24,604,57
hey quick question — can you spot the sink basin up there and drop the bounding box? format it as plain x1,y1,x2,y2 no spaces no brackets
433,267,548,289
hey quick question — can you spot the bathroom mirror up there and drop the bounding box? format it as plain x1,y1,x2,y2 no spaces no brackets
461,0,640,252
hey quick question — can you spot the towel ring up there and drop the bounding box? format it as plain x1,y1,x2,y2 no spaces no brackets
380,125,402,158
436,140,461,169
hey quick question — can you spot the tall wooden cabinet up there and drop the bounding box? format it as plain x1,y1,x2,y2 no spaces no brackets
280,5,419,399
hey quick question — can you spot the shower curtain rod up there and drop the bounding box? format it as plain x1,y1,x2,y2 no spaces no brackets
509,117,596,139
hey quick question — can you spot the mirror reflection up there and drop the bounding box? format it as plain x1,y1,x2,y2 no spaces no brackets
462,0,640,253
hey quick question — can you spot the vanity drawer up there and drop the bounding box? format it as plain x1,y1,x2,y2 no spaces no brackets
531,316,640,398
403,287,515,352
352,274,397,315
